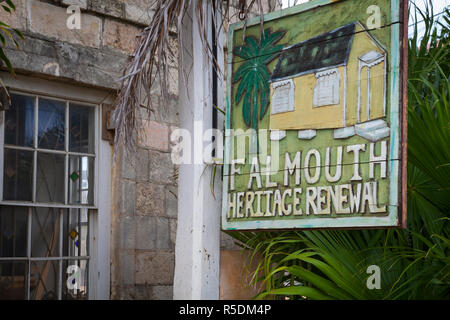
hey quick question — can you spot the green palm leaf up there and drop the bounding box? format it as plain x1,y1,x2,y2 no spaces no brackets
233,29,286,131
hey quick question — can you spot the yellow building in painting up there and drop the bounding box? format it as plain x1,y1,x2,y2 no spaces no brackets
269,22,389,141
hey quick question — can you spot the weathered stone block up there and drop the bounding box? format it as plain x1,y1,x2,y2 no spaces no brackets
1,0,26,30
148,150,174,184
119,251,136,286
88,0,124,18
138,120,169,151
103,18,140,53
118,216,136,249
169,218,177,249
135,216,170,250
165,185,178,218
135,148,150,182
62,0,88,9
136,182,165,216
135,216,157,250
5,32,128,88
118,180,136,215
155,94,179,125
124,1,154,25
121,147,149,181
120,149,136,180
27,0,101,48
151,285,173,300
156,217,170,249
135,251,174,285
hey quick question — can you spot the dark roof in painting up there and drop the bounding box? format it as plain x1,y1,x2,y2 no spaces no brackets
270,22,357,82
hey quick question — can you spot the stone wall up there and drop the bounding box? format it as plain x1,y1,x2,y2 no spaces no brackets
111,99,179,300
1,0,179,300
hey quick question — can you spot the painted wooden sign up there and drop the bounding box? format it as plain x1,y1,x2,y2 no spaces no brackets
222,0,407,231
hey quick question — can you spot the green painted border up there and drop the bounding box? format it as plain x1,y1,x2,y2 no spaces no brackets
222,0,402,231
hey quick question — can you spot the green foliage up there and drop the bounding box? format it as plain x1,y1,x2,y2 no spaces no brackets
233,28,285,129
228,3,450,300
0,0,24,75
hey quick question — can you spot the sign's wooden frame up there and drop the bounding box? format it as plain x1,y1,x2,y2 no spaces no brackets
222,0,408,231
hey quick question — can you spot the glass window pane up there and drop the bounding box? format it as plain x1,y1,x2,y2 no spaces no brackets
36,152,65,203
0,206,27,258
5,94,35,147
68,156,94,205
31,208,60,257
3,149,33,201
0,261,27,300
62,260,88,300
63,209,89,257
69,104,95,154
38,98,65,150
30,260,58,300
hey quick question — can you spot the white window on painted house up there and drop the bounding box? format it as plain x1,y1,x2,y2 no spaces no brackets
271,79,295,114
0,92,98,300
313,68,340,107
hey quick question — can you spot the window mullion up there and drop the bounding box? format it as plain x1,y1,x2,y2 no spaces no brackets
26,207,32,300
32,97,38,203
65,102,69,205
58,208,63,300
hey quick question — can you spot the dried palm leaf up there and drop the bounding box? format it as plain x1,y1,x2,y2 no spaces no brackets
112,0,282,157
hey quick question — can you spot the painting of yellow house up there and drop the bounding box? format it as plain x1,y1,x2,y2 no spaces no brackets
269,22,389,142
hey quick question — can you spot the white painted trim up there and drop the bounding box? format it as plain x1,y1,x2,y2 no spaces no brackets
93,133,112,299
297,129,316,140
174,0,221,300
0,72,115,105
270,130,286,141
342,66,347,127
333,126,355,139
367,67,371,121
357,50,386,123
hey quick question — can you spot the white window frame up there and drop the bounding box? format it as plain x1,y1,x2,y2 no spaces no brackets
313,67,340,107
0,72,112,300
271,79,295,115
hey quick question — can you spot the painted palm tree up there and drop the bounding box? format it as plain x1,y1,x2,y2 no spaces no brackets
233,29,285,133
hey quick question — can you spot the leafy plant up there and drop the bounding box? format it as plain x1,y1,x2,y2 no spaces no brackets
233,28,285,130
0,0,24,110
228,2,450,300
0,0,24,75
